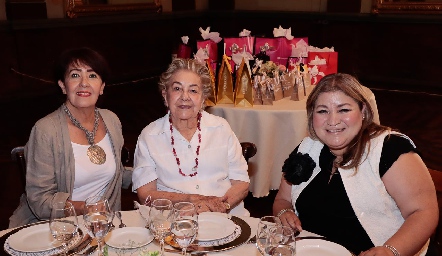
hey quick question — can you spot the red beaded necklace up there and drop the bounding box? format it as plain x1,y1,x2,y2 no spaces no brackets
169,112,202,177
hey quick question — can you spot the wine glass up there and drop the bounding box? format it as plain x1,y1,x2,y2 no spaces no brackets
83,196,114,256
49,201,79,256
171,202,198,256
267,226,296,256
149,199,173,256
256,216,282,255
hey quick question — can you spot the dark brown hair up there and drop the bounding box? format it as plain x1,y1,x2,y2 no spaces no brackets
54,47,110,84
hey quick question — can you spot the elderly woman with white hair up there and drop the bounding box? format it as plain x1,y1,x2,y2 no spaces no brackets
132,58,250,216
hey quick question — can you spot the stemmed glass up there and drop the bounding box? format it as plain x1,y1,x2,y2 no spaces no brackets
49,201,79,256
256,216,282,255
171,202,198,256
149,199,173,256
83,196,114,256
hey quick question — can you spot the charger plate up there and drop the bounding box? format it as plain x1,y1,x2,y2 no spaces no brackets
4,226,83,256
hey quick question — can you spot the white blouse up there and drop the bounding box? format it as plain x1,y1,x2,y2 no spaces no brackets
132,111,249,215
71,133,116,201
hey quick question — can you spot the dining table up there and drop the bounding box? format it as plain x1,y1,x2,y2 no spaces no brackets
0,210,328,256
206,97,310,198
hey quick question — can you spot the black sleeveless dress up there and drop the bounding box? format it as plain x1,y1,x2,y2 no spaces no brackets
294,135,418,254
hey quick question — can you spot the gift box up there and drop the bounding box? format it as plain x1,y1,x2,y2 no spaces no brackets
307,51,338,85
254,37,309,65
177,43,192,59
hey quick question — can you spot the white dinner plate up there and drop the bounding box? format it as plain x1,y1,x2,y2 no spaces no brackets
8,224,62,252
197,212,236,241
105,227,154,249
296,239,352,256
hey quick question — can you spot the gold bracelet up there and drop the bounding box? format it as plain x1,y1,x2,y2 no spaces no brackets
223,202,231,210
277,208,294,217
384,244,400,256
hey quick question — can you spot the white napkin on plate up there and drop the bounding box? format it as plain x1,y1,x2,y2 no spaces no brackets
134,201,150,222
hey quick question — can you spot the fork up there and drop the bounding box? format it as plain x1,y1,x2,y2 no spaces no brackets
116,211,126,228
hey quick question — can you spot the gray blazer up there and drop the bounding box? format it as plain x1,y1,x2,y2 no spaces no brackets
9,106,132,228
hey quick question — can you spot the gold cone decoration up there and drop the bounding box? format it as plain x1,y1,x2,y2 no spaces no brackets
234,58,253,107
216,55,235,104
205,59,217,106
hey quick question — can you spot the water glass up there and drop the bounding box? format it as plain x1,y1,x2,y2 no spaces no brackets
49,201,78,256
267,226,296,256
83,196,114,256
256,216,282,255
149,199,173,256
171,202,198,255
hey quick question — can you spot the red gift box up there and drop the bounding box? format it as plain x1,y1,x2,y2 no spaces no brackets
177,43,192,59
197,40,218,62
254,37,308,65
307,51,338,85
224,36,255,56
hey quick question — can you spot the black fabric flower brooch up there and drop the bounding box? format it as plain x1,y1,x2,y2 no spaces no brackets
282,151,316,185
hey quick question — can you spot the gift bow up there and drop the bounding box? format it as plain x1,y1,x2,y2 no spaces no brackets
199,27,222,43
181,36,189,44
239,29,251,37
194,46,210,62
232,50,253,66
308,55,327,66
273,25,294,40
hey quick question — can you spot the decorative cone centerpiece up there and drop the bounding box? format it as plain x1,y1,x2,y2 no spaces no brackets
234,58,253,107
216,55,235,104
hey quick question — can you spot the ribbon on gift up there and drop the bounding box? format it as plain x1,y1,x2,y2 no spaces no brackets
199,27,222,43
273,25,294,40
239,29,251,37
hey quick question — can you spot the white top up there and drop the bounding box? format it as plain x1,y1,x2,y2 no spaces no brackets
71,133,116,201
132,111,250,215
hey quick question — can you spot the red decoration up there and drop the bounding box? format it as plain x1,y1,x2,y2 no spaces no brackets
169,112,202,177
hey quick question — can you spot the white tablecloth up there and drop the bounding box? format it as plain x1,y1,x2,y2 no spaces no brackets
207,97,309,198
1,210,319,256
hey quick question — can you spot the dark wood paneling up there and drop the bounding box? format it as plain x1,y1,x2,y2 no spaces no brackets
5,0,47,20
327,0,361,13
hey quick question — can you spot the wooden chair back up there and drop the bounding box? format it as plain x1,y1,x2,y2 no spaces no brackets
240,142,257,162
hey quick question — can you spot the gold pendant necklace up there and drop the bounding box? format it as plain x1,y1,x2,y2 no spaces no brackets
87,145,106,165
63,104,106,165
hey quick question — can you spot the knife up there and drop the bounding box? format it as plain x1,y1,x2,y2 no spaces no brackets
64,234,92,256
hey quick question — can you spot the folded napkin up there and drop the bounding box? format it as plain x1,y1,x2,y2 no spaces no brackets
134,201,150,222
199,27,222,43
